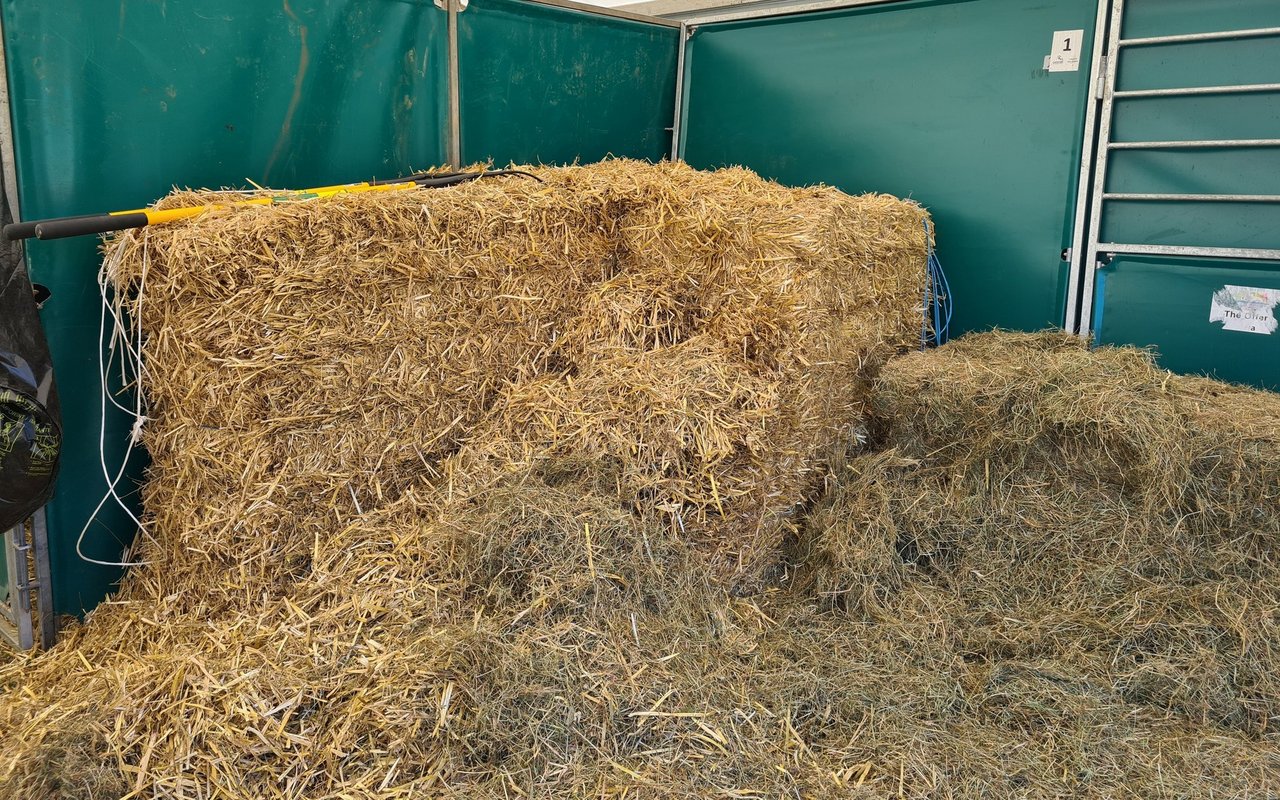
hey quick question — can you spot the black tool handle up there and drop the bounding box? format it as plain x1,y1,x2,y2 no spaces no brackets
34,212,149,240
4,214,107,241
369,170,466,187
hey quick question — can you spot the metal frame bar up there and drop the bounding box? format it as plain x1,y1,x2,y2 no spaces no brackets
0,527,21,649
1065,0,1112,334
1115,82,1280,99
446,0,463,167
1109,138,1280,149
1120,26,1280,48
444,0,680,168
679,0,909,26
523,0,682,27
671,22,689,159
0,10,20,228
1103,192,1280,203
32,508,54,647
1078,0,1125,335
1098,242,1280,261
0,523,34,650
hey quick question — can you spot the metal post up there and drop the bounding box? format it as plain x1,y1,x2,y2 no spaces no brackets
1,523,34,650
671,23,689,160
1064,0,1112,334
32,508,55,647
1078,0,1125,336
447,0,463,168
0,9,21,228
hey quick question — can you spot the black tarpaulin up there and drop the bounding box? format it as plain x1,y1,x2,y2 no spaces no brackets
1,205,60,531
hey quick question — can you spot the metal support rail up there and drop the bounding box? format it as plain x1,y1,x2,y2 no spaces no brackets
525,0,681,27
1120,26,1280,48
671,22,689,159
1115,82,1280,99
33,509,54,647
1109,139,1280,150
1097,243,1280,261
446,0,462,167
1064,0,1111,333
1078,0,1125,334
1103,192,1280,203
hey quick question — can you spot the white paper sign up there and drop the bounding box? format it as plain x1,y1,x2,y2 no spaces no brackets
1044,30,1085,72
1209,285,1280,335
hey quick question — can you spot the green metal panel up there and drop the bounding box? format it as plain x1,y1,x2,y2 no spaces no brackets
1095,258,1280,390
459,0,678,165
1092,0,1280,388
680,0,1100,335
2,0,448,615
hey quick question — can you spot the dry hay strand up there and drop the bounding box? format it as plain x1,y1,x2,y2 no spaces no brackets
0,159,934,798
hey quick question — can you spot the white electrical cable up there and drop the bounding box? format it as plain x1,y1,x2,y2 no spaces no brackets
75,232,152,567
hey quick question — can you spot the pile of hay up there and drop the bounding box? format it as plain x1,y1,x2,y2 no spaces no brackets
4,155,1277,796
0,159,934,798
798,331,1280,794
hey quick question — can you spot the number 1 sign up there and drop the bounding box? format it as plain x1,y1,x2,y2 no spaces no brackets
1045,29,1085,72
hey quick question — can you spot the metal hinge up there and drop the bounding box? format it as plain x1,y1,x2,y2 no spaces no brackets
1095,55,1108,99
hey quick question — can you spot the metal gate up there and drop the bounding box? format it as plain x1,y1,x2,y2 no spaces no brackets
1072,0,1280,388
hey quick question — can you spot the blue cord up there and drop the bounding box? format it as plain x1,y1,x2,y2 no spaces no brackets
921,219,952,348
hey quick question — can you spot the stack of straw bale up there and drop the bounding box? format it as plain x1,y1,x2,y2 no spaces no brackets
0,160,932,798
4,157,1276,797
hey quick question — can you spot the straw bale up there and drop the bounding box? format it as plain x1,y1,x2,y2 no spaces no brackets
114,159,927,588
0,159,933,798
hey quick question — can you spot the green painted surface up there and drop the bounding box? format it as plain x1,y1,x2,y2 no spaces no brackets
459,0,678,165
2,0,448,615
1096,258,1280,390
1093,0,1280,387
681,0,1100,335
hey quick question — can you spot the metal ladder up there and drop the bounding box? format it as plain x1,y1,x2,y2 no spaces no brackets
0,509,56,650
1076,0,1280,333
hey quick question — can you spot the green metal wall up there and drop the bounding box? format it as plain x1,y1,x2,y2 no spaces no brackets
1,0,449,615
680,0,1100,335
459,0,678,165
1092,0,1280,389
